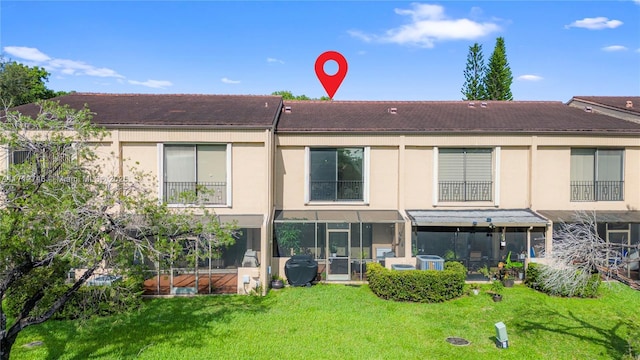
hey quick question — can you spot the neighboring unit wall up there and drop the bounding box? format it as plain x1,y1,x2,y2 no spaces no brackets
532,141,640,211
118,129,271,215
117,128,273,294
498,147,530,209
403,146,433,209
275,135,400,210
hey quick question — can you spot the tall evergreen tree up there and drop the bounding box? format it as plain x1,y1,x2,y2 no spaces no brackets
461,43,487,100
483,37,513,101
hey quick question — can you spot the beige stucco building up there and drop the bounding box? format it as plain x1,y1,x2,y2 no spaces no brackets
10,94,640,293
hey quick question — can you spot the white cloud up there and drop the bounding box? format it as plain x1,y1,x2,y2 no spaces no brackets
348,3,501,48
128,79,173,89
221,77,240,84
2,45,172,89
47,58,124,78
601,45,628,52
267,57,284,64
3,46,126,79
3,46,51,62
517,75,543,81
565,17,623,30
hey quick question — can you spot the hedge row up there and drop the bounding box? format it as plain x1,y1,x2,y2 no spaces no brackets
366,261,466,303
525,262,600,298
6,277,143,320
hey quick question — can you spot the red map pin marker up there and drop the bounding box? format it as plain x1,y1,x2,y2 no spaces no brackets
315,51,348,100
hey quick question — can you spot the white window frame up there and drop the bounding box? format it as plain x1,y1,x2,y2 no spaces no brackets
570,148,624,202
433,146,498,205
304,146,370,205
158,143,232,207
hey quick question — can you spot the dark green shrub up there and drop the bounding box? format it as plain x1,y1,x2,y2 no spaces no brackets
366,261,466,303
524,262,542,290
5,275,143,320
525,262,600,298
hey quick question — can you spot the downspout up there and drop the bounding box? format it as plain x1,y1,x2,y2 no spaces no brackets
526,226,533,268
263,98,282,295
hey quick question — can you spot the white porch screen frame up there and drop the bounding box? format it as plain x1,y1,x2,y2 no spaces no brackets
432,147,438,207
494,146,501,207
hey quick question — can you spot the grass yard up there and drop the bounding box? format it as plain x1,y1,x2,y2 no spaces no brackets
10,282,640,359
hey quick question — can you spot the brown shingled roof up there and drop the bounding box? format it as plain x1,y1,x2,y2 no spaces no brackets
11,93,283,128
570,96,640,114
277,100,640,134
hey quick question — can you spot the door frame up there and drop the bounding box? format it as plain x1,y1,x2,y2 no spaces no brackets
326,225,351,281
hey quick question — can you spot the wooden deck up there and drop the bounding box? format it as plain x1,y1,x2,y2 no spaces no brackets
143,273,238,295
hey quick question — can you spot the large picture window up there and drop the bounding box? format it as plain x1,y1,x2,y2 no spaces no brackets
438,148,492,202
309,148,364,201
163,144,228,205
570,149,623,201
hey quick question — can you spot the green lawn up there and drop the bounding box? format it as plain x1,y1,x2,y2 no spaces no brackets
10,282,640,359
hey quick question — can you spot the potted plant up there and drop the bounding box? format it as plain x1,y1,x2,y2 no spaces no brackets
491,280,504,302
479,265,491,280
329,244,337,258
353,250,367,274
270,275,285,289
504,251,524,280
275,222,304,256
469,283,481,295
444,249,455,261
502,273,514,287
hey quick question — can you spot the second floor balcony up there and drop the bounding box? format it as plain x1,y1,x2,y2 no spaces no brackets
164,182,227,205
439,181,493,202
310,180,363,201
571,181,624,201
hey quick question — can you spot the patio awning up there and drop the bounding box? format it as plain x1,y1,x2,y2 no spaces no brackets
538,210,640,223
218,214,264,228
273,210,405,223
407,209,550,227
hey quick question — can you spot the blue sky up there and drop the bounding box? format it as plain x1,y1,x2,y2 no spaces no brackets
1,1,638,101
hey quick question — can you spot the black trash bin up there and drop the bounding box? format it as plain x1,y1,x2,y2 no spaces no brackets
285,255,318,287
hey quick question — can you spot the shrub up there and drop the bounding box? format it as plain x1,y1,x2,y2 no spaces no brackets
5,276,143,320
525,262,600,298
366,261,466,303
524,262,542,289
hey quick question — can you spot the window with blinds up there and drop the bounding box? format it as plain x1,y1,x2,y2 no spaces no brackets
570,149,623,201
10,144,75,178
164,144,227,205
438,148,492,202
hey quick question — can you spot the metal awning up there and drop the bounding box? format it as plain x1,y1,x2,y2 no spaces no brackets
274,210,405,223
218,215,264,228
538,210,640,223
407,209,550,227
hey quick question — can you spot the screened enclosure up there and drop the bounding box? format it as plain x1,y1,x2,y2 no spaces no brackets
273,210,405,281
142,215,263,295
408,209,549,279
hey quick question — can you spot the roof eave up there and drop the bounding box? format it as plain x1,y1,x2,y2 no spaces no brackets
274,129,640,136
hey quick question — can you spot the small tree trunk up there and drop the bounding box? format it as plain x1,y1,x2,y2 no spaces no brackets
1,332,18,360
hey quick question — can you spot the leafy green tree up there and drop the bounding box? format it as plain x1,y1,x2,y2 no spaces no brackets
0,59,64,106
461,43,487,100
0,101,235,360
483,37,513,101
271,90,329,101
